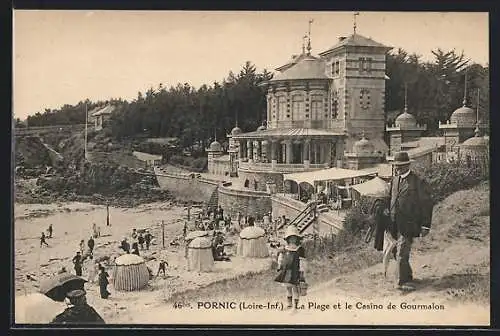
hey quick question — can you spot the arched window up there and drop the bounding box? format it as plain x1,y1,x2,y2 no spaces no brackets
244,179,250,188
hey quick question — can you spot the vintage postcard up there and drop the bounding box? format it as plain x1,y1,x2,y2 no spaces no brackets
12,10,490,326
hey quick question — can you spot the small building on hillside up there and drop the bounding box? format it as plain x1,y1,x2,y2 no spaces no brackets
133,151,163,167
89,105,117,131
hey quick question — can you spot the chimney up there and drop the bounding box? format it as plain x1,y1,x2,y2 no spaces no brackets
339,36,346,42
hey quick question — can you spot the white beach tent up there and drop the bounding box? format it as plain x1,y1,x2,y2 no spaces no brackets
112,254,150,291
187,237,214,272
351,176,390,198
237,226,269,258
15,293,66,324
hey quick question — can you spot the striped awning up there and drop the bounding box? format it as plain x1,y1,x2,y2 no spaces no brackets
231,128,344,139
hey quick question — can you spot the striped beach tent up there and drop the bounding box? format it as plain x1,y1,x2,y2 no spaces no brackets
112,254,149,291
187,237,214,272
237,226,269,258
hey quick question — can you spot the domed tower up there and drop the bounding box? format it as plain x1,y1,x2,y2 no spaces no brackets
344,131,383,170
439,71,481,153
227,121,243,176
459,124,489,164
206,133,224,175
386,84,426,155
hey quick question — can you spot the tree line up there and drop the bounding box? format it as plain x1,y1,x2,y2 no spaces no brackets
18,49,489,145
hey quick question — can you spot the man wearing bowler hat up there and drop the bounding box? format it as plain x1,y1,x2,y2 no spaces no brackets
51,289,105,324
387,151,434,292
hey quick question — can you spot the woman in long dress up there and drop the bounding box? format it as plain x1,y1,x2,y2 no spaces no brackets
98,266,111,299
274,225,308,310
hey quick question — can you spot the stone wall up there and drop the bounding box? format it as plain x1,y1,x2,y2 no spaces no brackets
237,169,284,192
218,186,272,219
154,169,218,203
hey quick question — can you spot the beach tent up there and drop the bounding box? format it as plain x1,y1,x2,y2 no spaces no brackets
187,237,214,272
112,254,150,291
237,226,269,258
351,176,390,198
15,293,66,324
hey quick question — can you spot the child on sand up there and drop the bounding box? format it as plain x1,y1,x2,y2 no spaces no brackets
40,232,49,247
274,225,308,310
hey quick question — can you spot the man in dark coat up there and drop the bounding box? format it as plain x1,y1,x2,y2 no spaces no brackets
120,238,130,253
51,289,105,324
72,252,83,276
388,152,433,292
144,231,153,250
87,236,95,254
138,233,145,250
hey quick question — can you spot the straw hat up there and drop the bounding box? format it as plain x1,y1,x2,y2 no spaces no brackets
284,225,301,240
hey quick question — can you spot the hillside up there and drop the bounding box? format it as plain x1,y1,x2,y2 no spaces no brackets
121,181,490,325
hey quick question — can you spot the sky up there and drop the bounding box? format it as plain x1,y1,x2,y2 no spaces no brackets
13,11,489,119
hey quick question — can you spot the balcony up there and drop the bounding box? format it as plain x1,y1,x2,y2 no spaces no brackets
238,161,329,173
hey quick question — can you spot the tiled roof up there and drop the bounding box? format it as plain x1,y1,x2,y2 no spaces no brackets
319,33,391,55
231,128,344,139
91,105,116,116
270,55,329,82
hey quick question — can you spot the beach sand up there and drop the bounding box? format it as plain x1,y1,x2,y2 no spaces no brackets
14,201,272,323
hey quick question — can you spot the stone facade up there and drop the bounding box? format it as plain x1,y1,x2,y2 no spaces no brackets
237,169,285,193
154,168,218,203
218,186,272,219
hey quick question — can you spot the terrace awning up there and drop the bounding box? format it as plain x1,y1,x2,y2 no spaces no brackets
351,176,390,197
283,167,378,187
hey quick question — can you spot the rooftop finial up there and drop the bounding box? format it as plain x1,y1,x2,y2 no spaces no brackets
404,82,408,113
307,19,313,55
235,111,238,127
302,34,307,55
353,12,360,35
462,68,468,107
214,129,217,142
361,129,366,139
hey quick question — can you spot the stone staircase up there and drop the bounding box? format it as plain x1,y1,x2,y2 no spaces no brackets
276,201,318,235
206,187,219,210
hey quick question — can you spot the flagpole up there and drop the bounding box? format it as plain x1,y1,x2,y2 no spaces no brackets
84,103,88,161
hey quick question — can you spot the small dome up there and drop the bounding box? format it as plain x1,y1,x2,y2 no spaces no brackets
257,125,266,132
188,236,212,249
353,135,374,154
231,126,242,135
395,111,417,128
115,254,145,266
208,140,222,152
461,137,489,148
240,226,266,239
450,106,476,126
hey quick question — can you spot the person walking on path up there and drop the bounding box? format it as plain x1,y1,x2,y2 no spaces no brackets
98,265,111,299
72,252,83,276
387,151,434,292
40,232,49,247
157,259,168,277
47,224,53,238
274,225,308,310
144,231,152,250
87,236,95,255
51,289,105,324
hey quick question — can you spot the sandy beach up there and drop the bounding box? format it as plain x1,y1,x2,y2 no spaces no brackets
14,201,272,323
